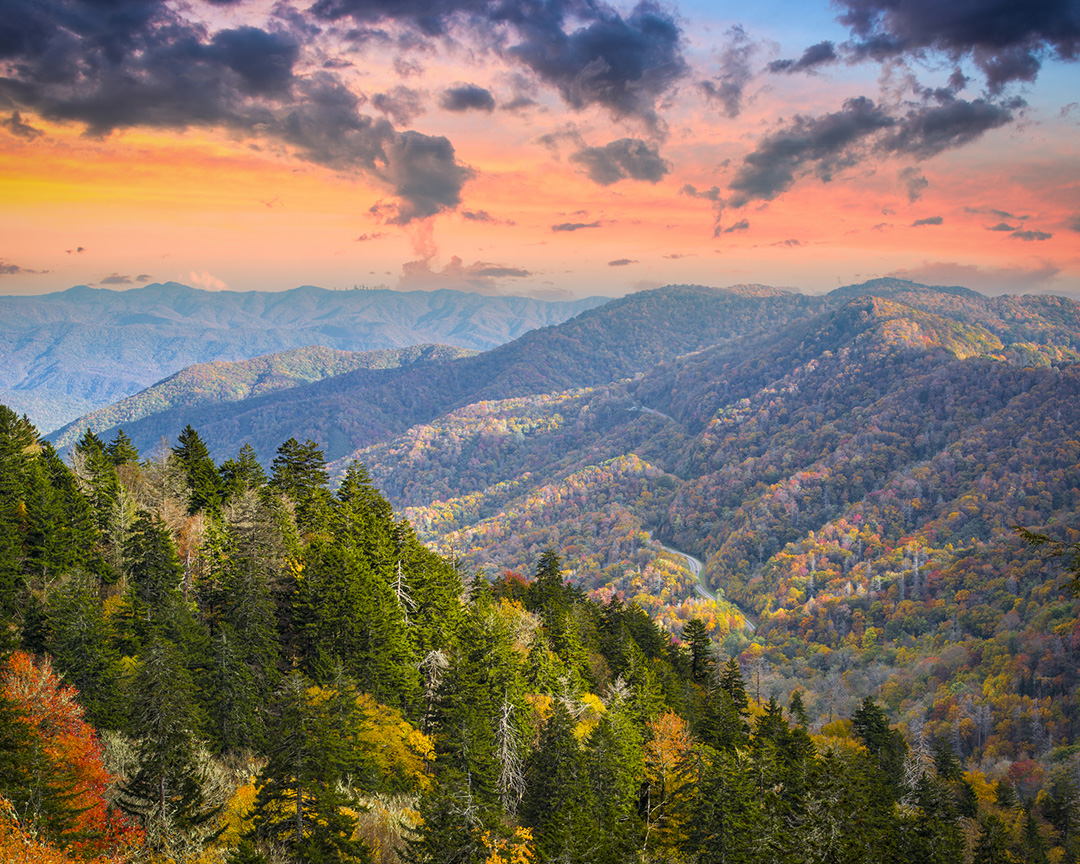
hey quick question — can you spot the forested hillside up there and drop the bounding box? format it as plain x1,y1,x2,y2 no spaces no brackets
65,284,829,463
339,293,1080,775
48,344,476,453
0,283,605,432
0,405,1075,864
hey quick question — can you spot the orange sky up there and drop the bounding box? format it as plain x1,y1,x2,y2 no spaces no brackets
1,0,1077,298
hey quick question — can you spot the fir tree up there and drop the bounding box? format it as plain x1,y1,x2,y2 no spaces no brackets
219,444,266,503
247,671,370,864
106,429,140,466
521,700,596,863
118,638,220,853
851,697,907,799
269,438,331,533
682,618,712,684
173,425,223,515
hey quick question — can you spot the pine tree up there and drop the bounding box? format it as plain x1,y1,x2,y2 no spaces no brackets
682,618,712,684
219,444,266,503
173,424,223,514
851,697,907,799
106,429,140,466
521,701,596,863
584,696,644,863
43,571,125,730
973,815,1016,864
269,438,331,533
788,689,809,728
247,671,370,863
296,538,418,705
717,657,749,715
75,428,121,535
120,512,188,649
118,638,220,853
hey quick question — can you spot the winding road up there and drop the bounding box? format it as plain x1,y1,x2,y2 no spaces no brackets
662,544,756,632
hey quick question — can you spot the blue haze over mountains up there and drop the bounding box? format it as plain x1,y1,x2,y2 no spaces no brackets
0,282,607,433
36,277,1080,471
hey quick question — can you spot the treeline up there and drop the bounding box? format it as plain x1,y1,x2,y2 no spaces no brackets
0,405,1076,863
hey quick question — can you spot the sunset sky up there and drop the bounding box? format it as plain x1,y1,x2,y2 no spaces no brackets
1,0,1077,299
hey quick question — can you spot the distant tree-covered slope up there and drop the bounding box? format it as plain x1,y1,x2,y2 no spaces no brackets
0,283,607,432
48,343,476,453
340,294,1080,754
75,283,831,462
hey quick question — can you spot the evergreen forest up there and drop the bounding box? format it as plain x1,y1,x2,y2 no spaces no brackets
0,405,1077,864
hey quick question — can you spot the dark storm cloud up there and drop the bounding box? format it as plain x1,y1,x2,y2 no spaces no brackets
834,0,1080,91
99,273,134,284
371,86,426,125
877,95,1017,159
986,222,1017,231
911,215,943,226
767,40,838,74
699,26,757,119
440,84,495,112
309,0,490,35
723,219,749,233
505,2,687,129
726,96,895,208
551,220,602,232
1011,228,1053,241
723,94,1016,213
207,26,300,96
1069,215,1080,232
569,138,670,185
310,0,687,127
0,0,471,224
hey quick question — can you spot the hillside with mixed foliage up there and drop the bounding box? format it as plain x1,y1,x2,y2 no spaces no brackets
0,406,1075,864
0,283,605,432
333,291,1080,773
69,284,831,463
48,344,476,453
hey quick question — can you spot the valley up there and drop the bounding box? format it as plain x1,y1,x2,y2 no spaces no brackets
1,276,1078,863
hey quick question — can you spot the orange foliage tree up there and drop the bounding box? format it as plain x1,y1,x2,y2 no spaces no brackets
1,651,141,857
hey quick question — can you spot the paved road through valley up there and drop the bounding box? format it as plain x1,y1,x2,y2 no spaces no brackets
662,545,756,632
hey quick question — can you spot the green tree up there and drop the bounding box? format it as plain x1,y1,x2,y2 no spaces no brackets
682,618,713,684
219,443,266,503
43,571,125,729
247,671,370,864
973,815,1016,864
173,425,223,515
521,701,596,863
117,638,220,854
851,697,907,798
106,429,140,466
269,438,331,534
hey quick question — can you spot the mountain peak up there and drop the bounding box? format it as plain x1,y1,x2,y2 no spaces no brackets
829,277,984,301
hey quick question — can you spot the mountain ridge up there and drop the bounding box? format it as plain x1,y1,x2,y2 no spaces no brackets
0,283,607,431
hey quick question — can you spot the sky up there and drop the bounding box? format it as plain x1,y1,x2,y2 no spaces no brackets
0,0,1078,300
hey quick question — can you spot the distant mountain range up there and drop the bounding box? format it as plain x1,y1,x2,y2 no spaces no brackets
50,282,828,461
0,282,606,432
48,343,477,452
